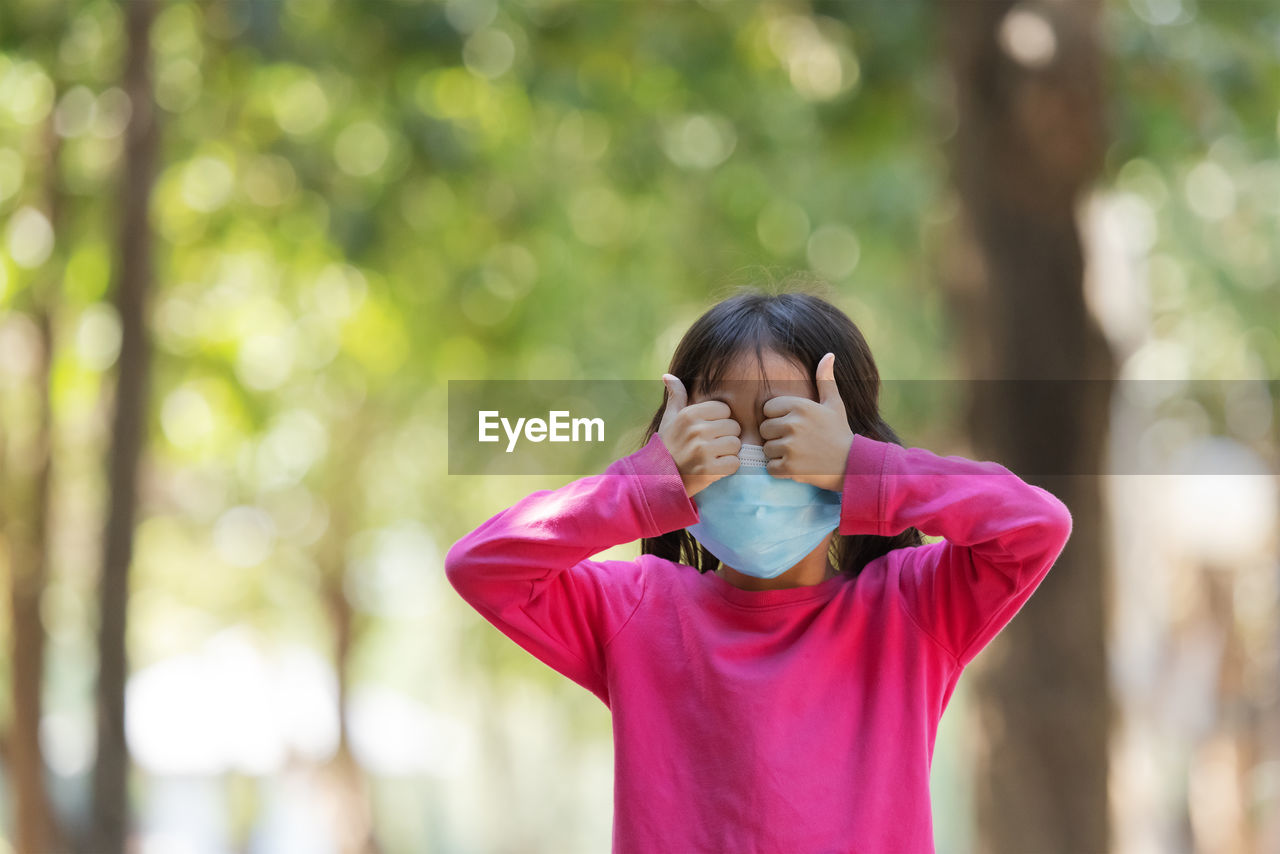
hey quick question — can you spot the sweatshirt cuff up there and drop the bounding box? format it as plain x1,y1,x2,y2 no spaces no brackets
839,432,890,537
621,432,700,536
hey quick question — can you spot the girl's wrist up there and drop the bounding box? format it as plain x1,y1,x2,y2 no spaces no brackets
821,434,854,493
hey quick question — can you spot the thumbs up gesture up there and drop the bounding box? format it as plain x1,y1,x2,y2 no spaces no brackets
657,374,742,497
759,352,854,493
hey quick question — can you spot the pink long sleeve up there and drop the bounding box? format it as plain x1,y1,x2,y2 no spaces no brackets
446,429,1073,852
443,432,699,705
838,432,1073,665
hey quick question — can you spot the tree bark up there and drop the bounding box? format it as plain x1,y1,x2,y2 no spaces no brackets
937,1,1116,852
90,0,160,851
316,415,381,854
3,102,69,854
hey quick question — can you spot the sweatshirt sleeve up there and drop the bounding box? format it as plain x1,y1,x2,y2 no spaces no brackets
838,432,1073,667
444,432,699,704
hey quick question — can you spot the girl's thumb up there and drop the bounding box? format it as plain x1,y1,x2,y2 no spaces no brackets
661,374,687,420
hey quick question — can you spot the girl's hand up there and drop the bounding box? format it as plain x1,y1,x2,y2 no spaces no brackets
658,374,742,497
759,352,854,493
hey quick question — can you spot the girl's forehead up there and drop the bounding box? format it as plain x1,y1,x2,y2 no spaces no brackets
697,378,816,401
695,350,816,402
717,348,808,380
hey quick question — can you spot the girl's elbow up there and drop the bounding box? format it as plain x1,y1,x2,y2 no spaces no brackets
444,537,476,591
1037,490,1074,549
1056,504,1074,542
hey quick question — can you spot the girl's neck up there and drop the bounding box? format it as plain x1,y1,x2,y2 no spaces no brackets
715,555,837,591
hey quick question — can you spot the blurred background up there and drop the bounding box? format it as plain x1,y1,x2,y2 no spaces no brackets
0,0,1278,852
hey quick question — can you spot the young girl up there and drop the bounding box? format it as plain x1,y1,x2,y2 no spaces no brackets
445,287,1073,853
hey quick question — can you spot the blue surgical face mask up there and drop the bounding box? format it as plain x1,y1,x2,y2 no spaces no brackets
686,444,842,579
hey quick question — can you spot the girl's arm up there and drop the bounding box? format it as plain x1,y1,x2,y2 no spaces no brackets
838,433,1073,667
444,432,698,703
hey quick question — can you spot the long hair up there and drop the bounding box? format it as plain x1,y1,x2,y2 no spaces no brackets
637,281,923,577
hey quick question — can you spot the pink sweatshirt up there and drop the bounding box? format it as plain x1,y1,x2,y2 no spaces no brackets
445,431,1073,853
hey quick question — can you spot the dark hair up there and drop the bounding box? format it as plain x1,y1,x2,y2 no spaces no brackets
637,280,923,578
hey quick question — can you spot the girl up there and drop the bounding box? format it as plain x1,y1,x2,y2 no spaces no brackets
445,287,1073,853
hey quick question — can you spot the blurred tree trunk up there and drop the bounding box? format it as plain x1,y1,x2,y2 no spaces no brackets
937,1,1116,852
316,414,380,854
90,0,160,851
2,93,69,854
